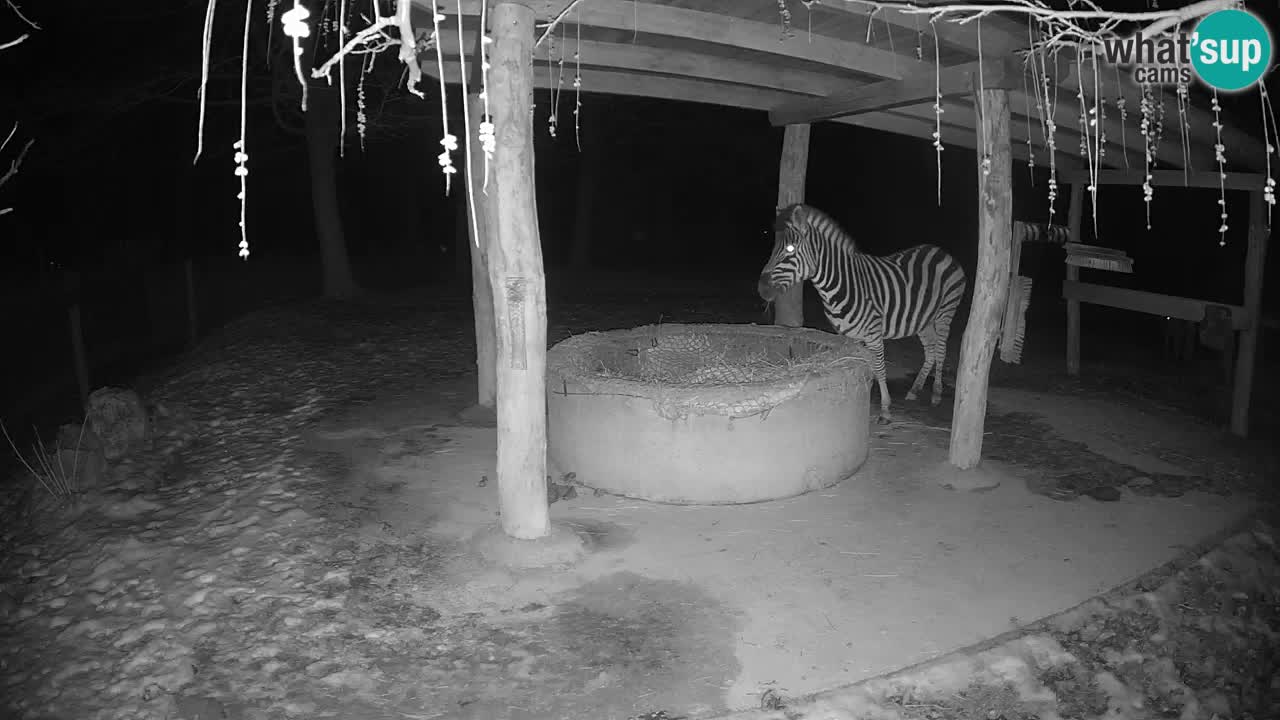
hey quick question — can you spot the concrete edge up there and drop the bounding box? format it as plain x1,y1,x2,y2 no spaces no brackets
700,506,1266,720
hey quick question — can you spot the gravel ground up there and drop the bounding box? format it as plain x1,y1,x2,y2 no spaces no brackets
1,283,1276,720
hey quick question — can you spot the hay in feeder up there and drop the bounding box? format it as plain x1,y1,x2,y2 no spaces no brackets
547,324,873,420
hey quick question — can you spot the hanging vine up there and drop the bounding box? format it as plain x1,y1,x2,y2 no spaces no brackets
1211,89,1228,246
573,13,583,152
191,0,1278,260
930,18,943,204
1261,82,1278,222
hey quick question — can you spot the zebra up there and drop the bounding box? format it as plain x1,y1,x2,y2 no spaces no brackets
757,203,968,424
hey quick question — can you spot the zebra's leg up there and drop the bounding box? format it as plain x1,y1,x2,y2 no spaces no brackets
930,319,953,405
867,337,893,424
906,327,939,402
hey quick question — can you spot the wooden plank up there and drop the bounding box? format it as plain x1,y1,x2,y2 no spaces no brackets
439,26,1114,169
950,87,1012,471
430,60,1052,171
486,2,550,540
423,59,1024,160
838,107,1039,166
808,0,1026,57
1000,211,1026,360
1062,280,1247,327
772,124,809,328
1065,183,1084,376
447,0,920,81
1060,168,1271,191
1231,191,1270,437
439,1,1263,171
436,30,849,97
770,57,1022,126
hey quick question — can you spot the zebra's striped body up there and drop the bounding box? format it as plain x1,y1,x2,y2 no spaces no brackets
757,204,968,424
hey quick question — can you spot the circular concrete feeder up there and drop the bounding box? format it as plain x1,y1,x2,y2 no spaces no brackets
546,323,874,504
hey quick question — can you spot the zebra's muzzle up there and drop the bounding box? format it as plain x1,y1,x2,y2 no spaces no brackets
757,274,781,301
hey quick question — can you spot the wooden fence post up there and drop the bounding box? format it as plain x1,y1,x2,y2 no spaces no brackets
1230,191,1270,436
1065,183,1084,376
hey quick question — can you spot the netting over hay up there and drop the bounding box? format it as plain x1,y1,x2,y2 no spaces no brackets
547,324,873,420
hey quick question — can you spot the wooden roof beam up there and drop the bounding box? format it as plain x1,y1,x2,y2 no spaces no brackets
434,0,1259,170
769,56,1023,126
806,0,1027,57
434,29,847,97
1059,168,1270,191
843,109,1046,167
422,58,1043,164
442,0,922,81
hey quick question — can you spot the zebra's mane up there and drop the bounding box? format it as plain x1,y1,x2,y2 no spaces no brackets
782,204,861,256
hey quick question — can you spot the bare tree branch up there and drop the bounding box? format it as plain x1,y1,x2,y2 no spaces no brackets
6,0,38,29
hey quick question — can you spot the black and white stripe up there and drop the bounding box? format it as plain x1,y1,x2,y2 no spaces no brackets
757,203,968,424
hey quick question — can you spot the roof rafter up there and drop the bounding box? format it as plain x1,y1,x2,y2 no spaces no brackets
805,0,1027,57
422,0,1264,172
422,57,1050,166
769,56,1025,125
445,0,915,81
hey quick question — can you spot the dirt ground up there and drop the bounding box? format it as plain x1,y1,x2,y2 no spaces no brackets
1,278,1277,720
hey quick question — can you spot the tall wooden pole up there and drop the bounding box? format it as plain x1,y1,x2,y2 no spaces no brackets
950,89,1012,470
1065,182,1084,376
464,23,497,411
1230,190,1269,437
487,1,549,540
773,123,809,328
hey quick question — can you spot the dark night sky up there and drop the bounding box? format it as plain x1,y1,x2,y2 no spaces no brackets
2,0,1277,312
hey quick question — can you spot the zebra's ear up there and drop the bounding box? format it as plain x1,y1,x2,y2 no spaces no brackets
775,203,803,230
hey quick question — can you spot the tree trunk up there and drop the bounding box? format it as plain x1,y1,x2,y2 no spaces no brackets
305,82,359,300
488,2,549,540
773,124,809,327
949,89,1012,470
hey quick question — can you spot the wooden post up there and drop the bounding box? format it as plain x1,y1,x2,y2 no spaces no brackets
1064,182,1084,376
949,89,1012,470
1230,191,1269,437
773,123,809,328
184,258,199,348
487,1,549,540
998,221,1025,361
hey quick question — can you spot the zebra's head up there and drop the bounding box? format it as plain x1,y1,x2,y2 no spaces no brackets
757,203,816,302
